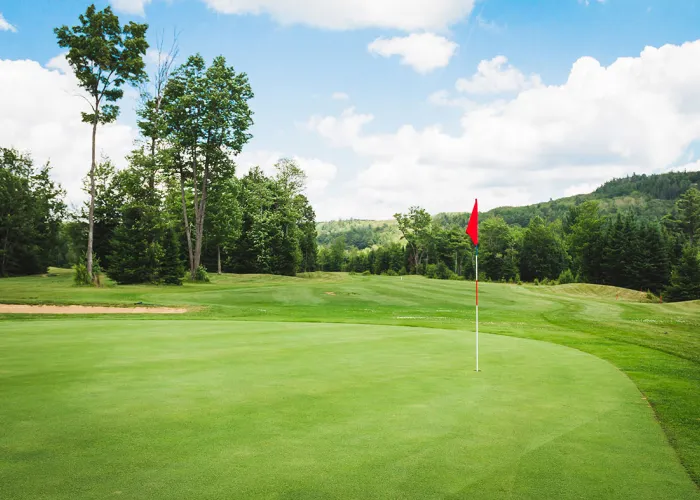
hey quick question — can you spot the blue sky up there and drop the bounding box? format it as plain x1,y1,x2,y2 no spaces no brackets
2,0,700,219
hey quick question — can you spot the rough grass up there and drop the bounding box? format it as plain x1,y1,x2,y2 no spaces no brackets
1,269,699,498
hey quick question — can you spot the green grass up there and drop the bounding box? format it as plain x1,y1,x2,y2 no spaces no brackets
1,269,699,499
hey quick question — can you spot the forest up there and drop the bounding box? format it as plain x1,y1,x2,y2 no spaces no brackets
1,4,699,302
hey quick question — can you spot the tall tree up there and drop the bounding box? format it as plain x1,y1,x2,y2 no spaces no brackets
163,54,253,279
55,4,148,281
394,206,432,273
564,201,604,282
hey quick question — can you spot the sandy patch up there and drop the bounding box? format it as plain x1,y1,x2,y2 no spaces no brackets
0,304,187,314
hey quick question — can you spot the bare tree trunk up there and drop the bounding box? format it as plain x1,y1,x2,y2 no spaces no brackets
179,165,194,276
87,119,97,282
217,245,222,274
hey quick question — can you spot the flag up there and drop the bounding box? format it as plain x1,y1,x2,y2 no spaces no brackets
466,199,478,246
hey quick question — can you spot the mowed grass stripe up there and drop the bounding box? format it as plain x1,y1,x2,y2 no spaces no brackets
0,320,696,499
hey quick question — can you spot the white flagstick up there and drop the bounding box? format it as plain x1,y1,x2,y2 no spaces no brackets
475,245,479,372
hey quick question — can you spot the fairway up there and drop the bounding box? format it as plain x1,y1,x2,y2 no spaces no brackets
0,318,697,499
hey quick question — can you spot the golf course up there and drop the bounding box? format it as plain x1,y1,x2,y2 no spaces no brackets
1,269,699,499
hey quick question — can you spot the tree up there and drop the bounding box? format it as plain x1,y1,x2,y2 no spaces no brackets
480,217,518,281
329,236,346,272
520,216,567,282
296,196,318,273
0,148,65,276
564,201,604,283
163,54,254,279
674,187,700,245
664,245,700,302
394,207,432,273
55,4,148,281
159,223,184,285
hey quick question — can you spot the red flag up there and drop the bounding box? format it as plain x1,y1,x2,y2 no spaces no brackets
466,199,478,246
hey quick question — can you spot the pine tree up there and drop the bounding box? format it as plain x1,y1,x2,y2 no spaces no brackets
159,223,184,285
664,245,700,302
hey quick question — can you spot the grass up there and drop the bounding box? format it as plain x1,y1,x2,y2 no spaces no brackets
1,268,699,498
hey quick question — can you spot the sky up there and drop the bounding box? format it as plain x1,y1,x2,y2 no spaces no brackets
2,0,700,220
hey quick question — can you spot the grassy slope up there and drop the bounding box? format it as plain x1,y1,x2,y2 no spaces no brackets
1,320,695,499
1,269,699,492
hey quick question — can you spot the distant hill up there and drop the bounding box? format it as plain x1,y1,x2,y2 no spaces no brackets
316,170,700,246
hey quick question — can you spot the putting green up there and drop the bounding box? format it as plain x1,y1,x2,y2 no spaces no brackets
0,320,696,499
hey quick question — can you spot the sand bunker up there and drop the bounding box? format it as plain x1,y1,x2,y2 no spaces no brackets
0,304,187,314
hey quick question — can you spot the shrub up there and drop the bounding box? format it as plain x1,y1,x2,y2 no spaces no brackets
541,277,550,286
426,262,455,280
73,257,102,286
361,270,371,276
533,278,540,286
193,264,210,283
385,269,398,276
558,269,576,285
398,267,407,276
73,261,91,286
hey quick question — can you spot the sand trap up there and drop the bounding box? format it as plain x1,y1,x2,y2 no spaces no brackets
0,304,187,314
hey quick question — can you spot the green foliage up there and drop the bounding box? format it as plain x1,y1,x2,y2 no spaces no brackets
163,53,254,279
425,261,455,280
394,206,432,273
519,216,567,281
664,246,700,302
0,148,65,277
159,224,184,285
72,262,92,286
54,4,149,126
558,269,576,284
193,264,210,283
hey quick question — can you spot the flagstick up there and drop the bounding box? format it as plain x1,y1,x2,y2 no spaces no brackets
475,244,479,372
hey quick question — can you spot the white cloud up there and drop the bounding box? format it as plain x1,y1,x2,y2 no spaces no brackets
306,40,700,218
202,0,475,31
456,55,542,94
235,150,338,200
110,0,152,16
428,89,474,109
368,33,458,73
0,13,17,32
332,92,350,101
0,57,137,206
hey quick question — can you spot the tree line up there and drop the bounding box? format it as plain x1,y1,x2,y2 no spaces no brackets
316,189,700,302
1,4,316,285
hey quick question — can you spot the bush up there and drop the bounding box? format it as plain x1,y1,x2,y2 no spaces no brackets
558,269,576,285
73,261,91,286
426,262,456,280
398,267,407,276
361,270,371,276
73,257,102,286
533,278,540,286
541,278,550,286
385,269,398,276
193,264,210,283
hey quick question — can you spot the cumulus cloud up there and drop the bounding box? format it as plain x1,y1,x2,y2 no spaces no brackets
0,57,138,206
307,40,700,218
0,13,17,32
455,55,542,94
202,0,475,31
368,33,458,73
234,150,338,200
110,0,152,16
332,92,350,101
